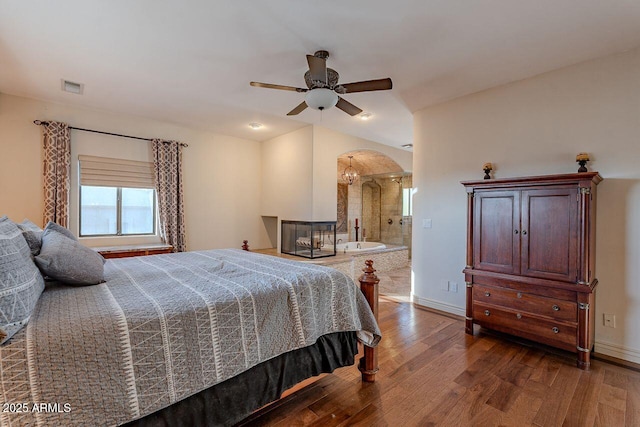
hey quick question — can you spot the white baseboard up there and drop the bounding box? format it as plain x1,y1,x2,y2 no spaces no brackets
595,340,640,364
411,294,466,317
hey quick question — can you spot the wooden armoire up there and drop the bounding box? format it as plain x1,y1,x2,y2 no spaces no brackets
462,172,601,369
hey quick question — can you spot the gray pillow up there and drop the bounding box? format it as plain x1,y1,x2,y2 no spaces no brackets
17,219,44,256
0,216,45,344
43,221,77,241
35,226,105,286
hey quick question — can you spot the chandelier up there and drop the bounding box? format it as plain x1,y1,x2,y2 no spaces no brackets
342,155,358,185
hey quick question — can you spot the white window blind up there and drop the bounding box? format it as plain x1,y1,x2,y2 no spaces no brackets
78,155,155,189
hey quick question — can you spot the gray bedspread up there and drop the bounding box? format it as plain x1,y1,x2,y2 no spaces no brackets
0,249,380,427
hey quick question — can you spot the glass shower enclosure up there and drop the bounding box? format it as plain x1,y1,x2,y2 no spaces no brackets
360,172,412,253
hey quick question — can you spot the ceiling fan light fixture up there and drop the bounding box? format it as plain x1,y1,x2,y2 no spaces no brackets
305,88,338,111
249,50,392,116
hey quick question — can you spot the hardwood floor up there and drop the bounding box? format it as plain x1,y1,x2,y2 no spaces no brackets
239,297,640,426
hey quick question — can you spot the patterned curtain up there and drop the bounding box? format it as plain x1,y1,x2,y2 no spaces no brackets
152,139,186,252
42,122,71,227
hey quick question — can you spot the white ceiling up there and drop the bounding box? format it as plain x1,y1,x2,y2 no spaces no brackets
2,1,640,148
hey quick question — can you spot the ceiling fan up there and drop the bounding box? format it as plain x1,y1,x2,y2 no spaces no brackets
250,50,392,116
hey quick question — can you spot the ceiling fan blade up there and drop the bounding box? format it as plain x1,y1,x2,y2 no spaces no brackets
306,55,327,84
250,81,307,92
336,97,363,116
340,78,392,93
287,101,308,116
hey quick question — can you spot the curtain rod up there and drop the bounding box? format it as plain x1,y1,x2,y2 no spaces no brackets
33,120,188,147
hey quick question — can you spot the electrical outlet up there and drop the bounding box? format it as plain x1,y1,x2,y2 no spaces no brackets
422,219,432,229
603,314,616,328
449,282,458,292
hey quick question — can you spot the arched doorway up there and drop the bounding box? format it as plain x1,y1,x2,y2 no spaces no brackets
336,150,412,249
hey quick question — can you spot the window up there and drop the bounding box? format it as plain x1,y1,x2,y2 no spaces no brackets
80,186,156,236
78,155,156,237
402,187,413,217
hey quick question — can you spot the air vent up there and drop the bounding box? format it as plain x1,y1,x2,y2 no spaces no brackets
401,144,413,149
61,79,84,95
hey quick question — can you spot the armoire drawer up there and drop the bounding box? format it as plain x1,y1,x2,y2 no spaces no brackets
473,303,577,350
473,284,577,322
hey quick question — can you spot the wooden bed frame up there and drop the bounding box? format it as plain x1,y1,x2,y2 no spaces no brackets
357,259,380,382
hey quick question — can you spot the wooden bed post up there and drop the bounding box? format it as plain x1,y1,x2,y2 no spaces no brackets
358,259,379,383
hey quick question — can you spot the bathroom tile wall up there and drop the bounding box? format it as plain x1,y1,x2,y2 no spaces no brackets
337,183,348,233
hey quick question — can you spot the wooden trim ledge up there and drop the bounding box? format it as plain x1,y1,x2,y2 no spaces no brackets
93,243,174,258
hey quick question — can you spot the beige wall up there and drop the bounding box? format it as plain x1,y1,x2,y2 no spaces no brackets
0,96,46,222
0,93,271,251
260,126,314,219
412,47,640,362
260,126,314,251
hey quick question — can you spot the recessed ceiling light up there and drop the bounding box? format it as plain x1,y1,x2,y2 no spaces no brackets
359,112,373,121
248,122,263,130
61,79,84,95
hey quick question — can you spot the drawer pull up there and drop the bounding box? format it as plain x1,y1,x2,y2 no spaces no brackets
517,292,523,299
484,310,491,316
552,305,560,311
484,291,491,297
552,327,559,334
516,313,522,319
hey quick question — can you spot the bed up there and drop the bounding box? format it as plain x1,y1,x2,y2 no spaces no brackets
0,247,381,427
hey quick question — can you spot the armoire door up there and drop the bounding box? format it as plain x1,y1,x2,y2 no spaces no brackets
473,190,520,274
520,187,578,282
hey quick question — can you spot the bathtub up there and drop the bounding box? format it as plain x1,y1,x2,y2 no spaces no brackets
336,241,387,253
